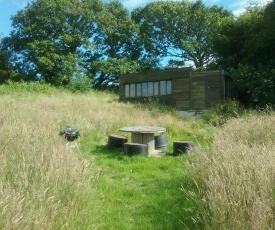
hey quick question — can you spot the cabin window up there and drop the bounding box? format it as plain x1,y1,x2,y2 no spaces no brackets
167,81,172,94
148,82,153,96
154,82,159,95
160,80,172,95
124,80,171,98
125,84,129,98
136,83,141,97
160,81,166,95
130,83,135,97
142,82,148,96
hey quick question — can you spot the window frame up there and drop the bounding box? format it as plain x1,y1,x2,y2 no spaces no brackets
125,80,172,98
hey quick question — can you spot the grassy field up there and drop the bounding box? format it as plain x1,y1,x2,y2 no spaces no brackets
187,111,275,229
0,83,274,229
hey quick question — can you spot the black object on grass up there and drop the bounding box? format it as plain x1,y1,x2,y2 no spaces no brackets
59,126,80,142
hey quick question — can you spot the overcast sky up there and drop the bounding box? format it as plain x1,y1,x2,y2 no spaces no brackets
0,0,272,37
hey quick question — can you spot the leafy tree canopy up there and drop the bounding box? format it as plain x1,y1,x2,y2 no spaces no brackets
86,1,147,89
132,0,233,69
2,0,103,86
213,1,275,107
0,0,274,106
0,39,20,83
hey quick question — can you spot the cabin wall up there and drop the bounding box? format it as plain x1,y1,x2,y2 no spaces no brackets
172,77,190,109
119,68,191,85
119,69,229,110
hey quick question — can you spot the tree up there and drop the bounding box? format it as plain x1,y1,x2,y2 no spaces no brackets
213,2,275,107
0,38,20,83
132,0,233,69
4,0,103,86
262,0,275,68
230,65,275,107
84,0,157,89
213,5,266,69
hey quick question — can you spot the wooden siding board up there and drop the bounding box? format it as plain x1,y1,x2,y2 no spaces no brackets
119,69,226,110
190,73,206,109
205,72,222,107
120,68,191,84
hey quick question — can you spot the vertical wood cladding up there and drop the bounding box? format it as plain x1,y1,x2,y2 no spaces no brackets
119,68,231,110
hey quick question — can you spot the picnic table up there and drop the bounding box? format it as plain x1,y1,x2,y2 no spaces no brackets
119,126,166,155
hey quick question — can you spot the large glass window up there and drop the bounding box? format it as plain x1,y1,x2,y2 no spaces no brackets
125,84,129,98
160,81,166,95
160,80,172,95
148,82,153,96
136,83,141,97
154,82,159,95
142,82,148,96
130,83,135,98
125,80,171,98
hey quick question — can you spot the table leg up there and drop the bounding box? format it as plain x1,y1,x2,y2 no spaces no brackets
132,133,155,155
131,133,143,143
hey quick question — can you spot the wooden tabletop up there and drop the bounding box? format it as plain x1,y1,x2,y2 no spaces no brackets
119,126,166,133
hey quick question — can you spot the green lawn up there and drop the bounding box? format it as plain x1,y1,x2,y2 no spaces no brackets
86,146,197,229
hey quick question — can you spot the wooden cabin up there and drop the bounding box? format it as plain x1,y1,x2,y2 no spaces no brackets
119,68,233,111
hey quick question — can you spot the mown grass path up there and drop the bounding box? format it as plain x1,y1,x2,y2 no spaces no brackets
85,146,196,229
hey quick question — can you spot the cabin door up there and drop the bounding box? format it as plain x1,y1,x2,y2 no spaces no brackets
205,75,222,108
190,75,206,110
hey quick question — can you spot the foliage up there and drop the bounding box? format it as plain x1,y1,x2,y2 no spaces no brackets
0,48,20,83
66,74,93,93
1,0,274,107
82,1,157,89
231,65,275,107
213,2,275,107
2,0,103,86
213,5,266,69
132,0,233,69
91,58,141,89
0,80,57,94
202,100,244,126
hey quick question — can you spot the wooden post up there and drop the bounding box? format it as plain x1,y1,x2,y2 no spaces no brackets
131,133,155,155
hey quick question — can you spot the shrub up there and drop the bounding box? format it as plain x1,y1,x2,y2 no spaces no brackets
231,64,275,107
0,81,57,94
202,100,243,126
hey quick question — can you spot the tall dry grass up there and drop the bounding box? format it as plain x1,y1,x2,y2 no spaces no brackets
0,88,196,229
187,112,275,229
0,93,95,229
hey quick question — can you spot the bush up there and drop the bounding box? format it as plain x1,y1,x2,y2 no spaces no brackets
66,75,92,93
0,81,57,95
231,64,275,107
202,100,243,126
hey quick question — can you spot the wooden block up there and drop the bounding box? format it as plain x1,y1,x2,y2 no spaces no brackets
124,143,148,156
173,141,196,156
107,134,128,148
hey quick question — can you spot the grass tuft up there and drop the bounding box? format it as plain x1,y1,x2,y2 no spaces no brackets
187,112,275,229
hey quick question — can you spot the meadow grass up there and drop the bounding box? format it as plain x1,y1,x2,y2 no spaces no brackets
0,83,205,229
187,111,275,229
1,83,273,229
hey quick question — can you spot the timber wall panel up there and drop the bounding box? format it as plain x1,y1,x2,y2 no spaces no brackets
119,69,228,110
190,75,206,109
